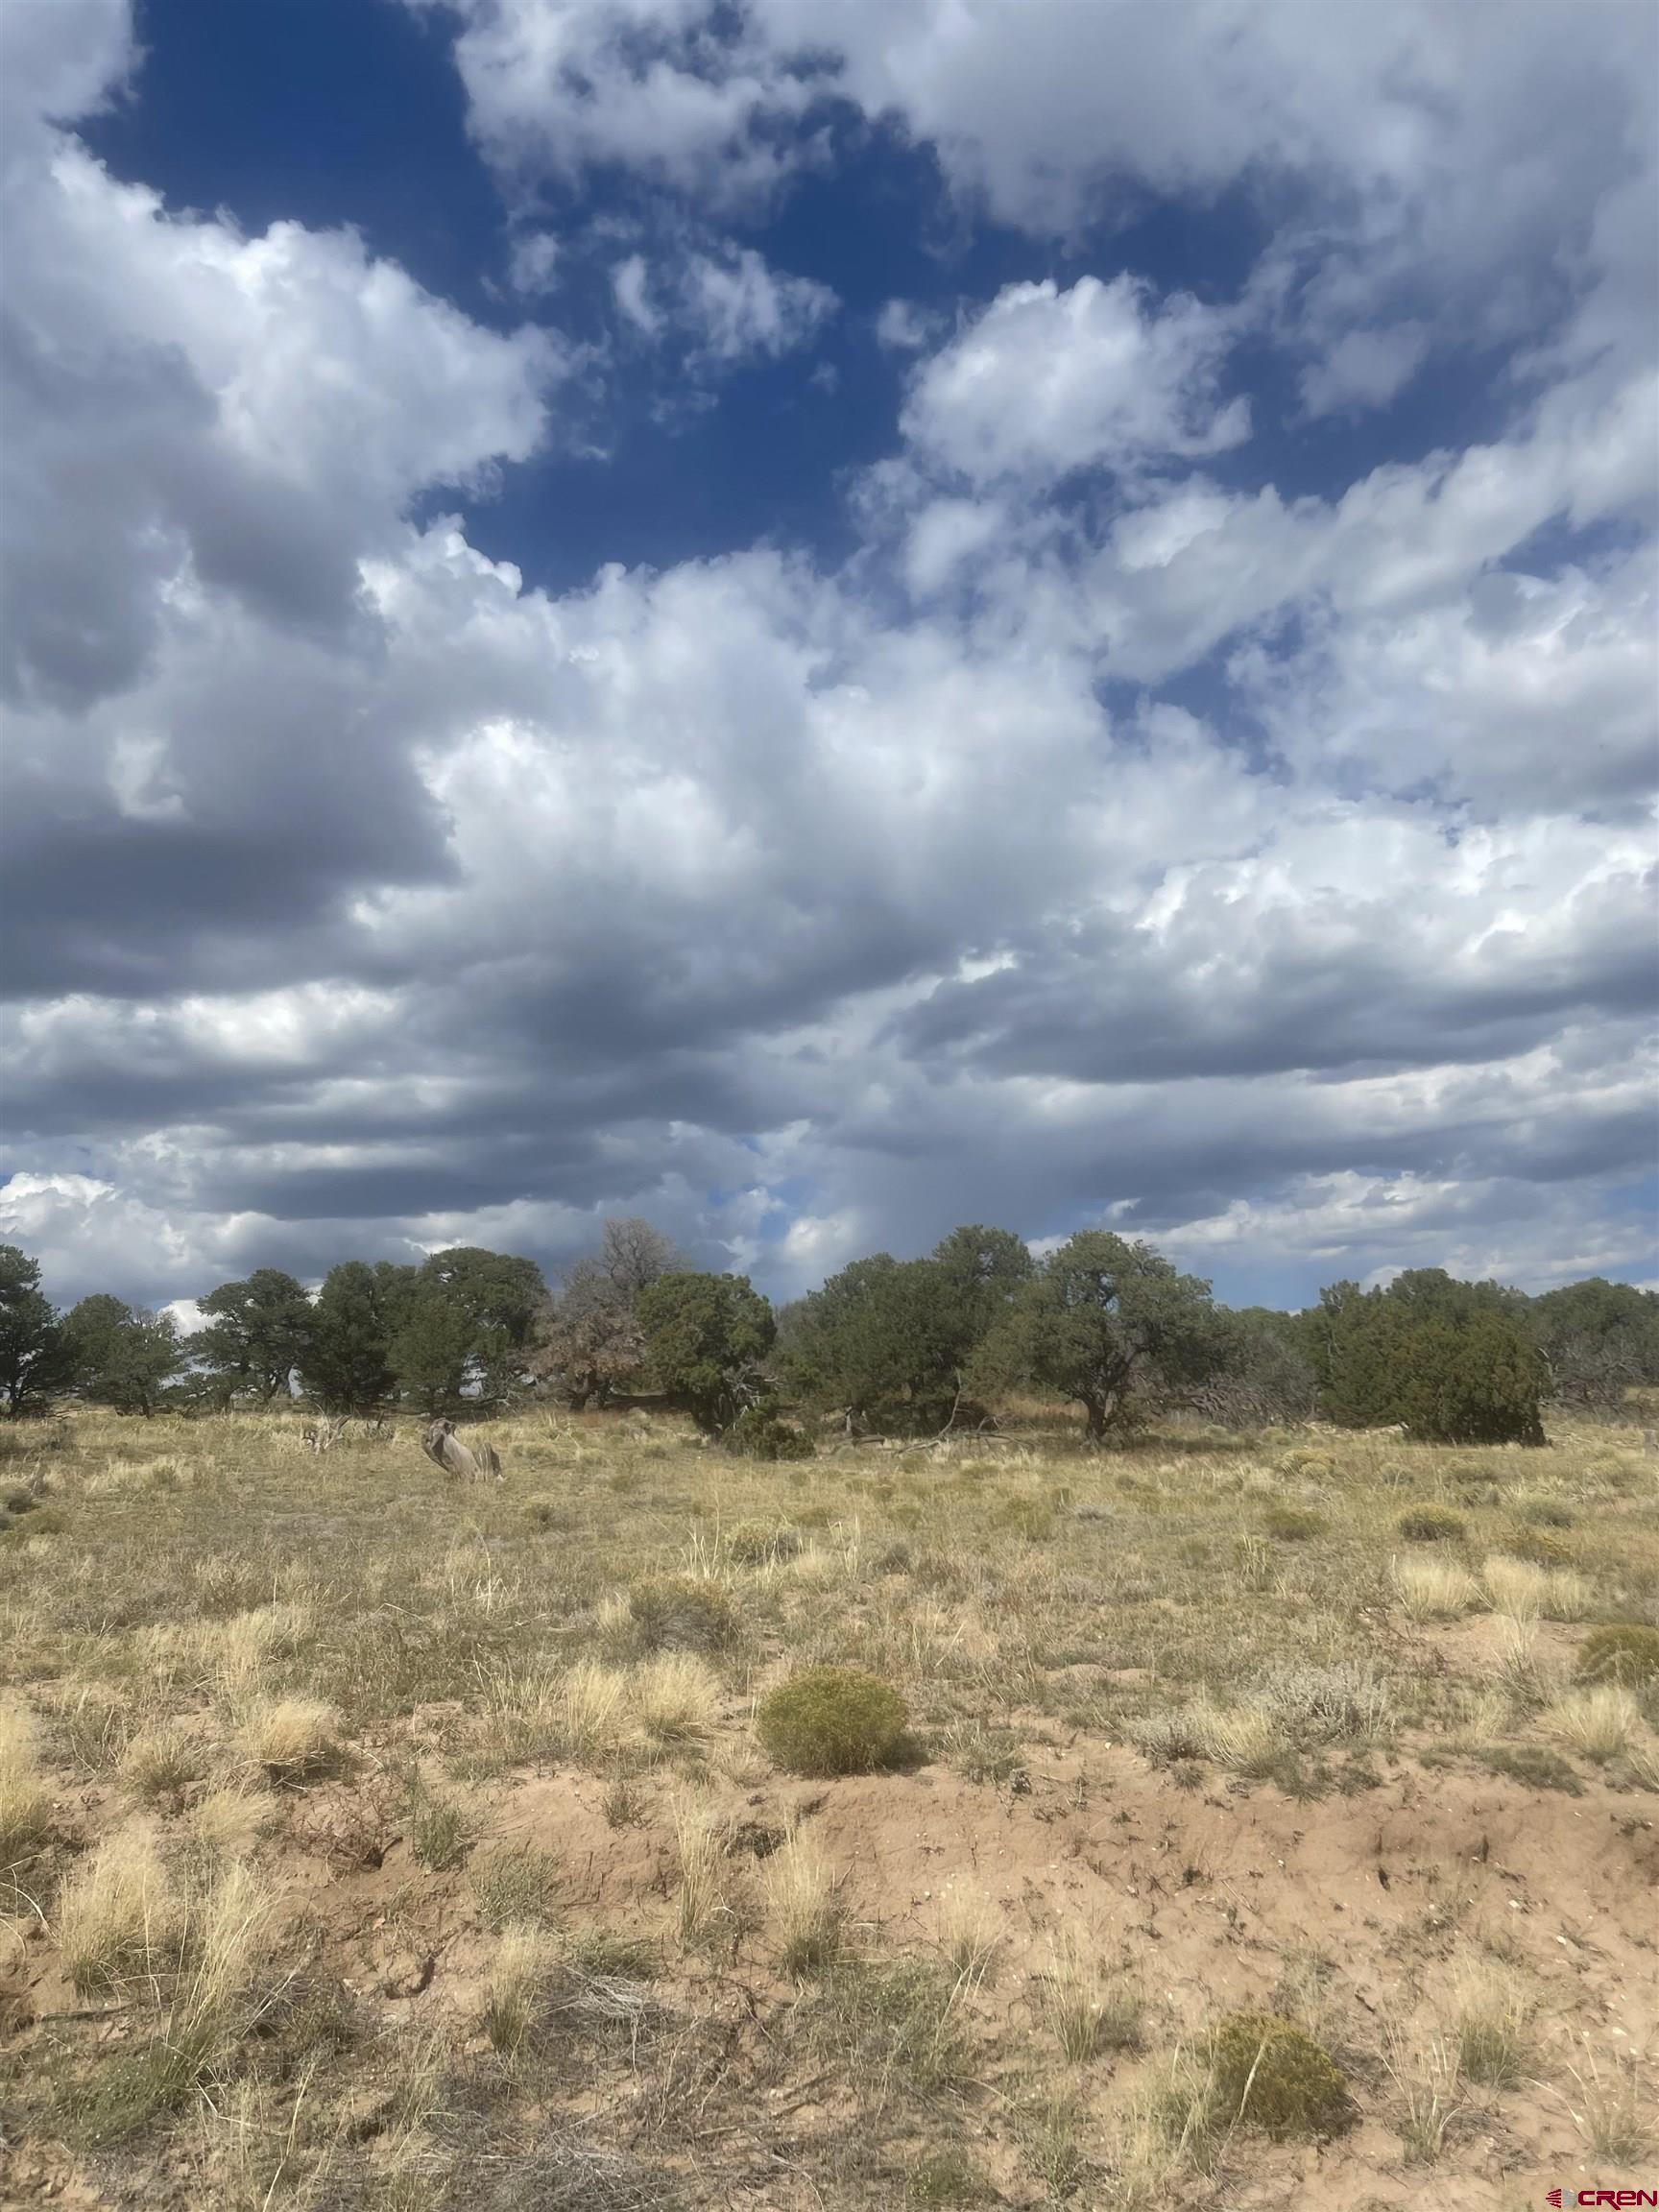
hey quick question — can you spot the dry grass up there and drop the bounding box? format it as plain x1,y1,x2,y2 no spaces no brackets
933,1882,1003,1987
1450,1960,1532,2088
1042,1929,1144,2062
761,1831,842,1976
118,1720,204,1808
1385,2028,1466,2163
670,1792,728,1949
2,1400,1655,2207
630,1651,720,1745
561,1657,629,1755
239,1696,343,1783
1558,2037,1655,2163
0,1707,52,1872
1542,1683,1642,1763
483,1922,557,2053
1480,1555,1593,1623
54,1823,182,1993
1391,1553,1479,1621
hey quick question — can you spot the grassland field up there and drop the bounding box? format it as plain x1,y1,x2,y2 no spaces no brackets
1,1402,1655,2211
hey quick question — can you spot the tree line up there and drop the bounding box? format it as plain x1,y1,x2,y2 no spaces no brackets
1,1222,1655,1448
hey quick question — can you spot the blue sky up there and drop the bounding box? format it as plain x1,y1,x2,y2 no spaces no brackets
2,0,1655,1314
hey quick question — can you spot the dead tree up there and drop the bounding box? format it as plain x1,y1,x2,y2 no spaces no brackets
420,1418,503,1482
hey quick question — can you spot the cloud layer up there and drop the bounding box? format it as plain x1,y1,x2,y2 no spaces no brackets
2,0,1654,1313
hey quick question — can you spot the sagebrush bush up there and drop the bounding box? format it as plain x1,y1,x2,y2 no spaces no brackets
756,1667,908,1777
1279,1449,1334,1479
1505,1524,1575,1567
1396,1505,1466,1543
1575,1624,1659,1687
724,1519,805,1565
628,1575,738,1653
1208,2010,1355,2140
1262,1505,1327,1542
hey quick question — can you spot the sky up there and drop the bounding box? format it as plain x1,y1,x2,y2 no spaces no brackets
1,0,1655,1320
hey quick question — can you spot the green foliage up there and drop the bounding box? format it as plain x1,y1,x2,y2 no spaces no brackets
62,1295,181,1416
417,1246,543,1347
1531,1276,1659,1410
756,1666,909,1776
628,1575,739,1652
1575,1623,1659,1687
973,1230,1221,1440
1309,1276,1547,1444
637,1270,775,1433
0,1244,75,1417
300,1261,403,1412
387,1286,476,1416
196,1268,314,1405
778,1226,1030,1434
1208,2010,1355,2140
412,1246,545,1406
721,1407,814,1460
1395,1505,1466,1543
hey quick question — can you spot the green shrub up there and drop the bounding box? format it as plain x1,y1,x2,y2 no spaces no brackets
1315,1284,1546,1445
628,1575,738,1653
722,1408,814,1460
988,1495,1056,1541
757,1667,909,1777
724,1519,805,1565
1279,1448,1334,1479
1576,1624,1659,1688
1517,1496,1575,1528
1506,1524,1574,1567
1396,1505,1466,1543
1262,1506,1327,1542
1208,2010,1355,2140
905,2147,987,2205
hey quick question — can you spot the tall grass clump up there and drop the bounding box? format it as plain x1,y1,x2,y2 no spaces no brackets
1452,1962,1532,2088
1391,1555,1479,1621
762,1832,842,1977
55,1825,182,1993
1543,1684,1640,1764
1042,1930,1143,2062
484,1923,556,2054
631,1652,719,1745
0,1708,52,1872
239,1697,343,1785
